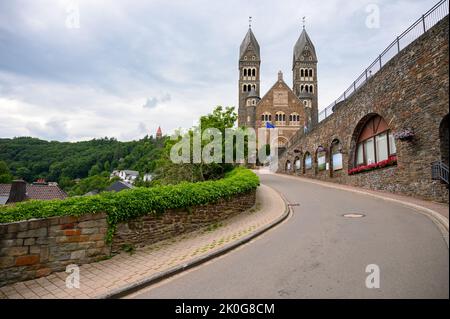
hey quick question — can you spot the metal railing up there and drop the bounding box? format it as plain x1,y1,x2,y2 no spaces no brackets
432,161,449,184
279,0,449,159
317,0,449,123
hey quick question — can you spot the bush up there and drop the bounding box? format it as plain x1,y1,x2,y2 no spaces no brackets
0,167,259,242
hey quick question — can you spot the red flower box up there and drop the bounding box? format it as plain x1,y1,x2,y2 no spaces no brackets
348,155,397,175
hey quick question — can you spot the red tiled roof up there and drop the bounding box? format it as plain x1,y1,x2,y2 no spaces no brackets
0,184,67,201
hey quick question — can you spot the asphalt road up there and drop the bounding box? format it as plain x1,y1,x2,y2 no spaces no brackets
129,173,449,298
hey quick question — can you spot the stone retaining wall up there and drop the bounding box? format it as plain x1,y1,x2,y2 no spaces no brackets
0,190,256,286
0,213,109,287
111,190,256,253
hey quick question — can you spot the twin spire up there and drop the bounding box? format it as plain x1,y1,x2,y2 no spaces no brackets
239,16,316,66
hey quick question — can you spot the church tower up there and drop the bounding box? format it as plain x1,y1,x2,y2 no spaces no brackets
238,18,260,127
293,23,318,129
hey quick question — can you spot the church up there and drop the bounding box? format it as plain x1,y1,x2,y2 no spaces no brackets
237,22,319,150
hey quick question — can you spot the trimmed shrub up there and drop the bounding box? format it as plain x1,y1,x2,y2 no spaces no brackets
0,167,259,242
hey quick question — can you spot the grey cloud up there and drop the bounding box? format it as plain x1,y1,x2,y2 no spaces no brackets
26,119,69,141
143,93,171,109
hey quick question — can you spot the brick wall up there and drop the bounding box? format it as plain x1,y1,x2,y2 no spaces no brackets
279,17,449,203
0,190,256,286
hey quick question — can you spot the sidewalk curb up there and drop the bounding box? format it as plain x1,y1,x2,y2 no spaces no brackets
101,184,291,299
273,172,449,245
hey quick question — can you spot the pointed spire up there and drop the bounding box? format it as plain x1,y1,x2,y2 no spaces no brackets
239,18,260,60
293,21,317,66
302,16,306,30
156,126,162,138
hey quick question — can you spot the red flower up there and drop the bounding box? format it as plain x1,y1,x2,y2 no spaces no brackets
348,155,397,175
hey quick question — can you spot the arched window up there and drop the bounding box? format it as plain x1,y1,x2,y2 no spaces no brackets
290,112,300,125
252,69,256,76
316,146,326,172
294,156,301,172
243,69,247,76
252,84,256,90
331,139,343,173
355,115,397,166
285,160,291,172
261,112,272,123
305,86,309,93
440,114,449,166
275,112,286,125
309,69,313,77
300,85,304,92
310,85,314,93
243,84,247,92
304,152,312,171
300,69,304,77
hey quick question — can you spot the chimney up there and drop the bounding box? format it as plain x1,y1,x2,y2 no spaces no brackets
8,180,28,203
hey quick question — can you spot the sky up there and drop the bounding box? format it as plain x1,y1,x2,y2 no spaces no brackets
0,0,439,141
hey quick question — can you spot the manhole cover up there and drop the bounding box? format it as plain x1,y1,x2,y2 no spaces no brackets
343,213,365,218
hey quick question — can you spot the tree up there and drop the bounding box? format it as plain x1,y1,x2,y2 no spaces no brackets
15,167,32,181
153,106,239,184
0,161,12,183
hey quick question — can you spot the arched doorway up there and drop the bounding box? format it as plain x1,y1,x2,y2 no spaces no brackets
274,136,289,157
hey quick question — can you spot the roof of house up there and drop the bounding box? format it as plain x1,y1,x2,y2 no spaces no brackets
122,170,139,176
0,183,68,201
0,195,8,205
106,181,134,193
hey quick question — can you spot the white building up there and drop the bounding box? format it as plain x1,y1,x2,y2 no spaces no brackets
110,170,139,184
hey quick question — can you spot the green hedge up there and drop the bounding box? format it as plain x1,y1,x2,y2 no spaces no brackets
0,167,259,242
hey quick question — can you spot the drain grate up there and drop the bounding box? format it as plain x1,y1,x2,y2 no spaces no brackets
343,213,365,218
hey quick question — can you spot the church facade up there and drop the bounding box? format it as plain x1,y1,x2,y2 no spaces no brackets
237,25,319,149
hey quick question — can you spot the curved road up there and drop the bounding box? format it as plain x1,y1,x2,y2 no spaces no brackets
130,173,449,298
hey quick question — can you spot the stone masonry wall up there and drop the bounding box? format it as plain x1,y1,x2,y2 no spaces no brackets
279,17,449,203
0,213,109,287
111,190,256,253
0,190,256,286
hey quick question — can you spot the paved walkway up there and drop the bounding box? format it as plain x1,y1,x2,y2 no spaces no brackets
0,184,286,299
